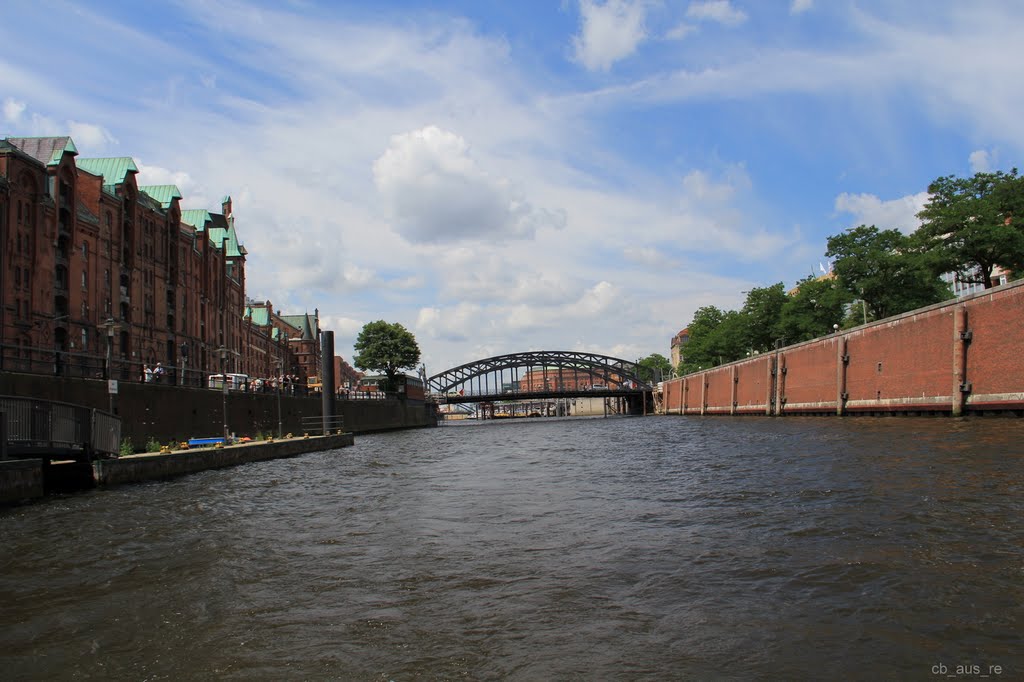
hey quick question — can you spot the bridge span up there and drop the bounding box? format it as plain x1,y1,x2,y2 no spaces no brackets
426,351,654,415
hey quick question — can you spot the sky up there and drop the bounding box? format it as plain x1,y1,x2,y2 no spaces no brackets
3,0,1023,376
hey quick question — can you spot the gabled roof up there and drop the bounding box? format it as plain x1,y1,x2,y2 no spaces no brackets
75,157,138,186
281,313,317,341
244,305,271,326
140,185,182,209
180,209,212,231
5,136,78,166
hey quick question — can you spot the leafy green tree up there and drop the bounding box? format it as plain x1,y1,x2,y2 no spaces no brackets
778,274,854,342
676,305,724,374
740,283,788,352
353,320,421,392
677,306,751,374
635,353,673,384
826,225,951,320
915,169,1024,288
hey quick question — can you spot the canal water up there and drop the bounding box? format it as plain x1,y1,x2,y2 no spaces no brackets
1,416,1022,680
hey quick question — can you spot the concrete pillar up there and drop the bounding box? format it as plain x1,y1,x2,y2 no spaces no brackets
775,354,786,416
836,337,848,416
730,365,737,415
952,305,969,416
320,331,336,433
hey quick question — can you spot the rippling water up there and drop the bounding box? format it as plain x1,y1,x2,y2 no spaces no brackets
1,416,1022,680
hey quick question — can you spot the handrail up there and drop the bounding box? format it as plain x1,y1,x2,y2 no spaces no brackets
0,395,121,461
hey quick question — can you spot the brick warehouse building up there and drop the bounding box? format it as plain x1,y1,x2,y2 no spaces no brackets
0,136,321,388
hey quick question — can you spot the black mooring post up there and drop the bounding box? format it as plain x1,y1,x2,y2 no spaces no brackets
320,331,336,435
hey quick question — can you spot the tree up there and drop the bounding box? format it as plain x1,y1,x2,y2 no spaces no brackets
635,353,672,384
677,306,750,374
778,274,853,343
826,225,951,320
352,320,421,392
740,283,788,352
915,169,1024,289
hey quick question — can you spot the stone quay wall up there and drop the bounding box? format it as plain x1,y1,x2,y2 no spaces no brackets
0,372,437,449
0,458,44,504
93,433,354,486
662,279,1024,417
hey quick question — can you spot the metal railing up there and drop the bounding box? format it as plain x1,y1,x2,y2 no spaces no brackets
0,396,121,461
0,342,313,395
300,415,346,436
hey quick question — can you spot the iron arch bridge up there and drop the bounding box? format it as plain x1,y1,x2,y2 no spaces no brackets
427,351,654,406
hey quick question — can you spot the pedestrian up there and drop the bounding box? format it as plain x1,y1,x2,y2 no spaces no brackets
155,362,165,383
144,365,153,383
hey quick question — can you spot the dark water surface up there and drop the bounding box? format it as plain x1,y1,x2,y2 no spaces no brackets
2,416,1022,680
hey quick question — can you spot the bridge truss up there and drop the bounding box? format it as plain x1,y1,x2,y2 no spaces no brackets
427,350,652,403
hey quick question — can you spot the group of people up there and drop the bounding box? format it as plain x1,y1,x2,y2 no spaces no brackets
250,375,303,394
142,363,167,383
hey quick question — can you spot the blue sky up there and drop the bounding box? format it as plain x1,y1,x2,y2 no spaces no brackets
3,0,1022,374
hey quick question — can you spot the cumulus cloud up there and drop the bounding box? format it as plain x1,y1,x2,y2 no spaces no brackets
686,0,747,26
3,98,26,123
666,23,697,40
623,246,679,269
67,120,117,148
572,0,648,71
834,191,929,234
373,125,564,244
790,0,813,14
968,149,996,173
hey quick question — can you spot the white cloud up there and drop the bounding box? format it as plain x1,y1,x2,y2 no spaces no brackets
686,1,748,26
834,191,929,234
968,149,996,173
67,120,117,149
3,98,26,123
623,246,679,269
790,0,813,15
666,23,697,40
373,125,564,244
572,0,648,71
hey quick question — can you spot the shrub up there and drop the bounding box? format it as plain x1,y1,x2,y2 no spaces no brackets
119,437,134,457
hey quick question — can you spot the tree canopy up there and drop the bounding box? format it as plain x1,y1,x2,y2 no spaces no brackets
634,353,673,384
915,169,1024,288
826,225,951,320
352,320,421,390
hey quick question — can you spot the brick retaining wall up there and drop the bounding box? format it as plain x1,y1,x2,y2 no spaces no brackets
663,279,1024,416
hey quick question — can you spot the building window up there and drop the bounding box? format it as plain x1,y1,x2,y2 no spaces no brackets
81,329,88,351
82,271,88,290
14,267,20,289
82,242,89,261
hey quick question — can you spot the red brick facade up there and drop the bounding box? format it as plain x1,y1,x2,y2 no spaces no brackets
0,137,318,388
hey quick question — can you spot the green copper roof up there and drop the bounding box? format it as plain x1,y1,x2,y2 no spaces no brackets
245,306,271,326
76,157,138,185
180,209,212,231
281,313,316,341
140,185,182,209
205,225,245,258
5,136,78,166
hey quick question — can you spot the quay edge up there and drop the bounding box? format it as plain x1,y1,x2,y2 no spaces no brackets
92,433,355,487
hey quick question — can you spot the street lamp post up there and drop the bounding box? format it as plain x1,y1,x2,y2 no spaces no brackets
102,318,121,414
275,358,283,438
217,346,229,441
